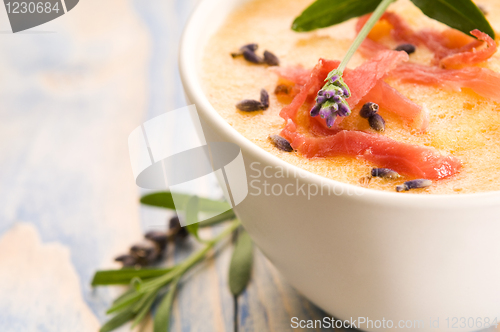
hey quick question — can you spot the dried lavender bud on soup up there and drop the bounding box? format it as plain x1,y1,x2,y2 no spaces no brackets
369,114,386,132
263,50,279,66
260,89,269,109
236,99,266,112
396,179,432,192
371,168,400,180
359,102,379,118
395,43,416,55
242,48,263,64
269,134,293,152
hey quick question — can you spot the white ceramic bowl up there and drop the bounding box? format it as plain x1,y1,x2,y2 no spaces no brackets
179,0,500,330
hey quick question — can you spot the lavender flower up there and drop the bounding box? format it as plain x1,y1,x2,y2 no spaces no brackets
310,69,351,128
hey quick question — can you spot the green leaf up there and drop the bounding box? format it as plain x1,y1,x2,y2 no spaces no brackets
153,277,181,332
199,209,236,228
132,289,157,313
140,192,231,213
130,277,142,291
131,291,158,328
228,230,253,296
185,196,200,240
100,307,135,332
91,268,174,286
112,288,135,305
410,0,495,39
106,291,143,314
292,0,383,32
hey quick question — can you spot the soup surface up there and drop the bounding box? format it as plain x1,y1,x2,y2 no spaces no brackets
201,0,500,194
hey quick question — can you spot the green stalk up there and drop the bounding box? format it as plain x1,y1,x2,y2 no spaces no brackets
138,219,241,293
101,219,242,331
337,0,395,72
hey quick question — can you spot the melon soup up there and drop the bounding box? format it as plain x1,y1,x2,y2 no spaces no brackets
201,0,500,195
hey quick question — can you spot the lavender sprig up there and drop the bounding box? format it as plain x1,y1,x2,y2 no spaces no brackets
309,0,395,127
310,69,351,127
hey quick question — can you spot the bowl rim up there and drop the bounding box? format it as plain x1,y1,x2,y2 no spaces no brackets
178,0,500,207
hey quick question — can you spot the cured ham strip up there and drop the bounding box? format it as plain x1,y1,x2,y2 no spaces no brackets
356,12,497,68
360,80,428,131
276,57,461,179
275,51,427,130
344,50,409,107
278,59,336,122
391,63,500,103
270,65,311,86
281,122,460,180
440,30,497,69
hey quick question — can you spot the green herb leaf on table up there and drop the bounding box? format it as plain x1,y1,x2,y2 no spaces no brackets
229,229,254,296
100,307,136,332
106,291,143,314
153,276,181,332
292,0,383,32
410,0,495,39
132,288,157,313
91,268,175,286
185,195,201,240
112,288,136,305
199,209,236,228
141,191,236,228
140,191,231,213
131,291,157,328
93,210,241,331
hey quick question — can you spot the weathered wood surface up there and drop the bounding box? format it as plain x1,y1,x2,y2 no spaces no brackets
0,0,338,331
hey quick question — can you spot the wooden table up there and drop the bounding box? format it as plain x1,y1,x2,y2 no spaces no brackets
0,0,336,330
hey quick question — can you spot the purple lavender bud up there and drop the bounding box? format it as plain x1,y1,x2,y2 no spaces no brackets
241,43,258,52
329,75,339,83
236,99,265,112
338,103,351,117
260,89,269,109
316,96,327,104
319,107,330,119
371,168,400,179
263,50,280,66
310,104,321,117
359,102,379,118
406,179,432,190
342,86,351,98
115,254,137,267
269,135,293,152
326,114,337,128
332,95,342,103
394,43,416,55
323,90,336,99
396,179,432,192
318,89,325,96
242,49,263,64
369,114,385,132
145,230,168,250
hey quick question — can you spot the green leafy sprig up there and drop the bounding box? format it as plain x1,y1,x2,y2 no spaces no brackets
292,0,494,125
229,229,253,296
292,0,494,38
92,193,254,332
